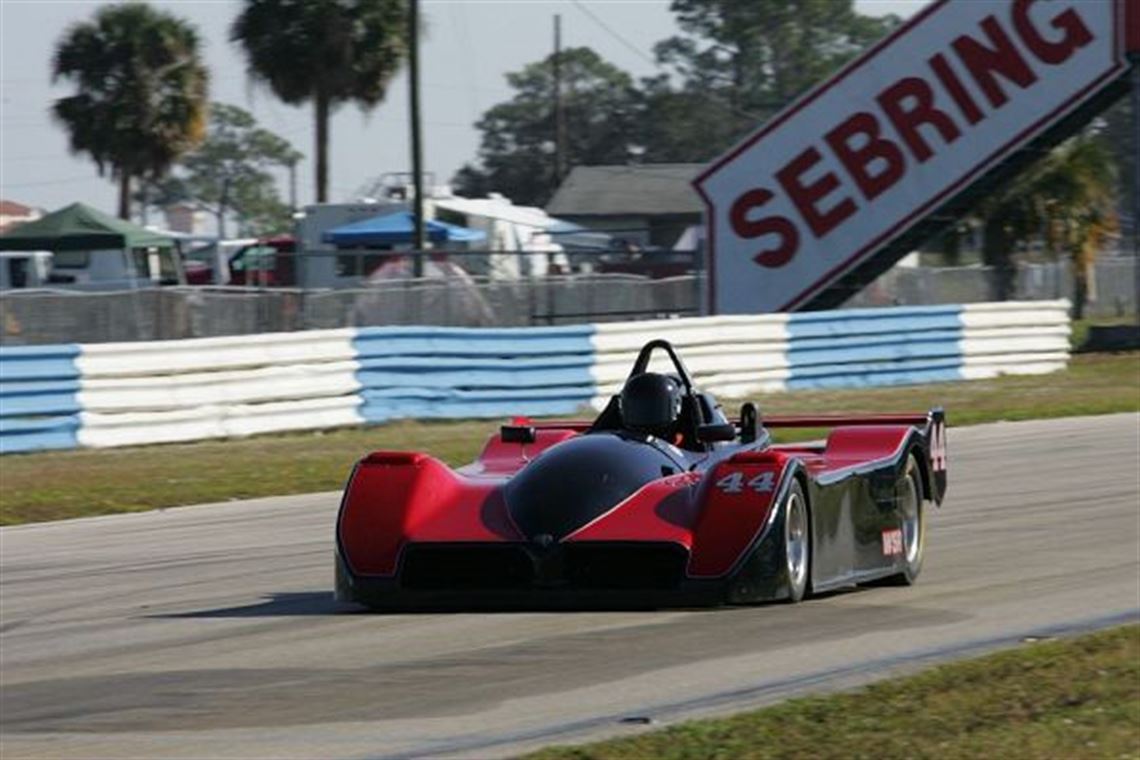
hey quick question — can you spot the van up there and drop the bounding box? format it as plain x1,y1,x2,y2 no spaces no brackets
0,251,51,289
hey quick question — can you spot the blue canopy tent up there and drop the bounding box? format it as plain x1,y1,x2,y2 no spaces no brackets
322,211,486,246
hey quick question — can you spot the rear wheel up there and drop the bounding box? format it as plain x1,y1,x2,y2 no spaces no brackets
784,480,810,602
884,454,925,586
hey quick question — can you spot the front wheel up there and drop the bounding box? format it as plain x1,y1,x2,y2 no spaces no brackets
783,479,810,602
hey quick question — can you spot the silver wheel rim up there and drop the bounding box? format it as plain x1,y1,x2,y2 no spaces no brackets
900,471,921,565
786,491,808,591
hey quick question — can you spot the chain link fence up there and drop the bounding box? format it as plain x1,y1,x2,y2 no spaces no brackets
1,258,1134,345
0,274,702,345
845,257,1138,317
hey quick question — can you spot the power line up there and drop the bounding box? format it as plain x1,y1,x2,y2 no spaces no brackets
1,174,103,188
569,0,659,68
568,0,763,123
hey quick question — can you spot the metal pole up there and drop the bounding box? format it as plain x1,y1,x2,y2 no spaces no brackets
553,14,566,187
409,0,426,277
1132,57,1139,324
288,161,297,213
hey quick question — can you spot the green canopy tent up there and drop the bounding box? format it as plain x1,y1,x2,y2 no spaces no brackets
0,202,173,251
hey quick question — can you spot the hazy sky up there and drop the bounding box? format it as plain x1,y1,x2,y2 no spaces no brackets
0,0,925,216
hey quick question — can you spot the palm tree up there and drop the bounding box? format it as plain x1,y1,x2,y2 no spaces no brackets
52,3,209,219
231,0,409,203
1032,136,1118,319
976,133,1117,311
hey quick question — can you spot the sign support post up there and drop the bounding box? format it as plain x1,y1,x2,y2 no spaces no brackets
1132,57,1139,325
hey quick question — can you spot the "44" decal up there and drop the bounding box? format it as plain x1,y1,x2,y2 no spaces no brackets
715,470,776,494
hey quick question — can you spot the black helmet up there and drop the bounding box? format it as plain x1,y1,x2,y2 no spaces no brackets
620,372,683,436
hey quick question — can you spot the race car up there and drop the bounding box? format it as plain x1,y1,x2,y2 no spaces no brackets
335,339,947,609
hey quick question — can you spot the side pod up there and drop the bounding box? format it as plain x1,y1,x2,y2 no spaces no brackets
337,452,452,577
689,450,801,602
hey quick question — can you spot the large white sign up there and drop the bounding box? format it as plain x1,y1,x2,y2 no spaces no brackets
694,0,1130,313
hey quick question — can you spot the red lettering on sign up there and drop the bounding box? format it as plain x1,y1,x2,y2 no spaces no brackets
1012,0,1093,65
952,15,1039,109
928,52,985,126
775,147,857,239
824,112,906,200
729,188,800,268
1128,0,1140,55
878,77,962,163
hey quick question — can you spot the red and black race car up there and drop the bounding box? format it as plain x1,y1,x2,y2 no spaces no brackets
335,339,947,609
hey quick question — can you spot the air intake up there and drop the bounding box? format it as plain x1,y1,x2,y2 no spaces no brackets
565,543,688,589
400,544,534,590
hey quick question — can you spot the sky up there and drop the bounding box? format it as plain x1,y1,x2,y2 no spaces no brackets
0,0,926,217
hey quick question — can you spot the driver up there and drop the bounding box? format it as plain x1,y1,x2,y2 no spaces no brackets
619,372,683,440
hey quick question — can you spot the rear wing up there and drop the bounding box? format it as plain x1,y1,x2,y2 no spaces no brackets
762,411,938,428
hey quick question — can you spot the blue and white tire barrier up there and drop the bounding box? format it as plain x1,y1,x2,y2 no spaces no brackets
0,344,82,453
0,300,1071,454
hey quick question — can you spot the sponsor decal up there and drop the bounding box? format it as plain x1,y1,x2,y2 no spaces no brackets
882,528,905,556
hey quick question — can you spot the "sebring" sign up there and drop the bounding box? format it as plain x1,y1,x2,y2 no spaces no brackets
694,0,1133,313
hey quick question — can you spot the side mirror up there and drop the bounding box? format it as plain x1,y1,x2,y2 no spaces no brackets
501,425,537,444
697,422,736,443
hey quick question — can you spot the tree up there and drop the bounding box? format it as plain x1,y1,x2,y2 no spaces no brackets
453,47,642,207
1033,136,1118,319
642,0,898,160
1097,99,1135,251
143,103,302,237
975,132,1117,311
51,2,209,219
231,0,408,204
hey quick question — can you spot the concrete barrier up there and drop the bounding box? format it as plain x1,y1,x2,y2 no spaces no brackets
0,345,82,454
0,301,1071,453
353,325,595,423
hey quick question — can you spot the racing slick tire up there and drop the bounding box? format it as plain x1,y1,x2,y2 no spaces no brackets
783,479,810,603
882,453,926,586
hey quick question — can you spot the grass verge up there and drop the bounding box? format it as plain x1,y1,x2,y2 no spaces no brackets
1,352,1136,525
524,625,1140,760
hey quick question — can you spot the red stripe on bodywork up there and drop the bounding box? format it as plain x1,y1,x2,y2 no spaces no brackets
819,426,912,468
563,473,701,546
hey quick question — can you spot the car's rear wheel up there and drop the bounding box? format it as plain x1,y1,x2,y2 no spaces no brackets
784,479,810,603
883,454,925,586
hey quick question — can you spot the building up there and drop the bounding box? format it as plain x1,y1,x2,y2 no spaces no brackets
0,200,42,234
546,164,704,249
163,203,210,235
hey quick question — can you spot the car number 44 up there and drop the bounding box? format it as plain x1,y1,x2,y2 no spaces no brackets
715,471,775,494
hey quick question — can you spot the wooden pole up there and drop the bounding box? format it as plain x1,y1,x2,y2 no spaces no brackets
553,14,566,188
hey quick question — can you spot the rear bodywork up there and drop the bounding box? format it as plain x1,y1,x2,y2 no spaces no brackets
335,410,947,609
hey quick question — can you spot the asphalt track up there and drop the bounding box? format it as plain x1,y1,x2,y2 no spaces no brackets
1,413,1138,760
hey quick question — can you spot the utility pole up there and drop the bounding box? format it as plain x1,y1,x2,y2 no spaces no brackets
288,160,298,213
409,0,426,277
1132,57,1139,326
553,14,566,188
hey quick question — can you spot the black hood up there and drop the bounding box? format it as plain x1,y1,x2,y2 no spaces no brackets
505,432,684,542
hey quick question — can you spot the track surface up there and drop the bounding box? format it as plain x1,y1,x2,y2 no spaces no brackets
2,414,1138,759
